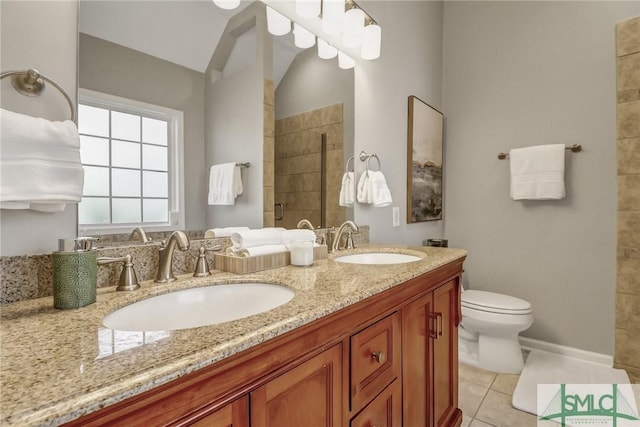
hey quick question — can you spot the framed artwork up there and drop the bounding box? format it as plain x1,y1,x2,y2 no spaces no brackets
407,96,443,223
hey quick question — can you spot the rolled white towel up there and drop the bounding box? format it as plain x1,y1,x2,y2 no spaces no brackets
369,171,393,207
231,228,284,249
228,244,288,257
339,172,355,207
281,229,316,245
204,227,250,238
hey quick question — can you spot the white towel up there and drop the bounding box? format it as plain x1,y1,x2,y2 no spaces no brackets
368,171,393,207
231,228,284,250
357,171,371,204
0,108,84,212
204,226,250,238
208,163,243,205
281,229,316,245
509,144,566,200
227,244,288,257
339,172,355,207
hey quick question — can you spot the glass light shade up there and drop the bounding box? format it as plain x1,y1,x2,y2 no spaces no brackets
266,6,291,36
338,51,355,69
361,23,381,60
322,0,344,34
318,38,338,59
294,23,316,49
213,0,241,10
342,7,365,48
295,0,321,18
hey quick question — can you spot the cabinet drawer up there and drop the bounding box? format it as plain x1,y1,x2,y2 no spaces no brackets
350,312,401,412
350,379,402,427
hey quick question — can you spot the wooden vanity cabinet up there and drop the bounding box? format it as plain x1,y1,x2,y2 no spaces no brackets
402,279,461,427
66,259,464,427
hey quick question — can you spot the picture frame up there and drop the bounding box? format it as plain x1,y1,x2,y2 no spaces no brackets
407,96,444,223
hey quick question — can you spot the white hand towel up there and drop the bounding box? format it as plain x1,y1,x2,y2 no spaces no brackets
281,229,316,245
228,244,288,257
509,144,566,200
357,171,371,204
204,226,250,238
368,171,393,207
208,163,243,205
0,108,84,212
231,228,284,249
339,172,355,207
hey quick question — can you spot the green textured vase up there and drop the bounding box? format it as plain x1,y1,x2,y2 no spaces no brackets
52,251,97,309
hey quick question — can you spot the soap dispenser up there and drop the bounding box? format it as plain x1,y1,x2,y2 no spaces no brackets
52,237,99,309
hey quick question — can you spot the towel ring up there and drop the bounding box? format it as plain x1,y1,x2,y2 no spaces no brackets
366,153,381,173
1,69,76,122
345,156,355,173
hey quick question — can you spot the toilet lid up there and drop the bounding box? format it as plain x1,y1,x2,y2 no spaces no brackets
462,290,532,314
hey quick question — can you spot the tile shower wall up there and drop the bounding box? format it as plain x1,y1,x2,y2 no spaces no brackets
615,16,640,384
274,104,346,229
264,79,276,227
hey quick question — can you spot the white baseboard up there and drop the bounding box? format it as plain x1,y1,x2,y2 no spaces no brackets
519,337,614,367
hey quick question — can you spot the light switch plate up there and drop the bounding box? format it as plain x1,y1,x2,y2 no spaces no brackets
393,207,400,227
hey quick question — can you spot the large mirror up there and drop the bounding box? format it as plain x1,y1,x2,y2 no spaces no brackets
78,0,354,240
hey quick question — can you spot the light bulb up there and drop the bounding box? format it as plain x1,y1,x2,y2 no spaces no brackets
296,0,321,18
213,0,240,10
294,23,316,49
361,23,381,60
266,6,291,36
343,7,365,48
338,51,355,69
318,38,338,59
322,0,345,34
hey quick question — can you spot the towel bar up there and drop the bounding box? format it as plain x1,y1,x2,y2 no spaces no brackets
1,69,76,122
497,144,582,160
236,162,251,168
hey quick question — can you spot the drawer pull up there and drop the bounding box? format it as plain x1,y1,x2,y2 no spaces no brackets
371,351,386,363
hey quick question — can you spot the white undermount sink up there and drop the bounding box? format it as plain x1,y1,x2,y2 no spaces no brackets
102,283,295,331
334,252,422,265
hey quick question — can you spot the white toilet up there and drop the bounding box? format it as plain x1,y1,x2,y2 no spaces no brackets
459,289,533,374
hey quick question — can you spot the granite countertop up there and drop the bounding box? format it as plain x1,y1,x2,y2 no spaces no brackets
0,245,466,426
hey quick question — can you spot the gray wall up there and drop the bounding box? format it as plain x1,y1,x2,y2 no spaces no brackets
442,1,640,355
78,34,207,232
353,0,445,245
0,0,79,256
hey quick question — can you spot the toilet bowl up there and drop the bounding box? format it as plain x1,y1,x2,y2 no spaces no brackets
459,290,533,374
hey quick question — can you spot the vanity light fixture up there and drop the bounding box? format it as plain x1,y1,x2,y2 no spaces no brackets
213,0,241,10
294,23,316,48
361,22,381,60
318,38,338,59
338,51,355,69
266,6,291,36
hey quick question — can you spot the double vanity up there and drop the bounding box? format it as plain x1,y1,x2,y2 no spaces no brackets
0,245,466,426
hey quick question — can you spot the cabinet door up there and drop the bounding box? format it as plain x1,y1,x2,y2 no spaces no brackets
251,344,342,427
350,379,402,427
188,396,249,427
432,280,460,427
402,291,434,427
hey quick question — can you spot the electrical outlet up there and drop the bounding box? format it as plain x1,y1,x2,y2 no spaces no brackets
392,207,400,227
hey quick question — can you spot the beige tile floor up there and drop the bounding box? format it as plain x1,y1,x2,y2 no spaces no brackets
459,363,640,427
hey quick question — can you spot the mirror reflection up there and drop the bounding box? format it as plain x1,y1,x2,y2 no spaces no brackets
78,0,353,240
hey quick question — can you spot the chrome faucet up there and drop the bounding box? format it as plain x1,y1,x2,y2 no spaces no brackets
155,231,190,283
297,219,314,229
130,227,152,244
332,221,359,252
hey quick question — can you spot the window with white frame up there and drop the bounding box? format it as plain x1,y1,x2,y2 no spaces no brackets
77,90,184,234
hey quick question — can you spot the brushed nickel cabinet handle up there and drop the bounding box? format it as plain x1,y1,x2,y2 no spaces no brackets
371,351,386,364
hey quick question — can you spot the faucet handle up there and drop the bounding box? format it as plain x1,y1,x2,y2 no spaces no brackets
345,231,355,250
97,255,140,291
193,246,223,277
